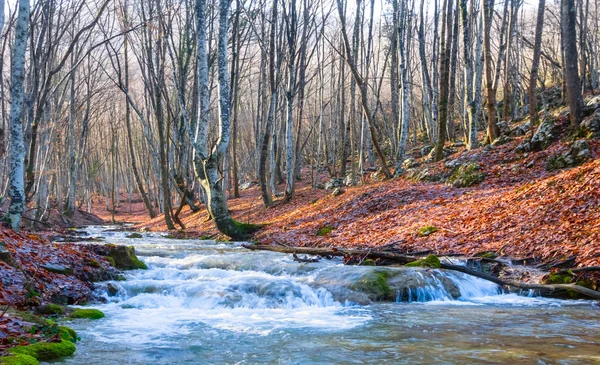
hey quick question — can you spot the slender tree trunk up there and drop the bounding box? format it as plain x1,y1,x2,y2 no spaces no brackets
561,0,584,127
529,0,546,128
482,0,499,143
336,0,392,179
284,0,297,201
461,0,478,150
7,0,31,230
434,0,454,161
194,0,254,239
123,2,156,218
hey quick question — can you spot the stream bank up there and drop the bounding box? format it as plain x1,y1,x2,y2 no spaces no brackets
53,227,600,364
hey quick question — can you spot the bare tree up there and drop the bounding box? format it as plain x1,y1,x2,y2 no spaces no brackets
561,0,584,127
7,0,31,230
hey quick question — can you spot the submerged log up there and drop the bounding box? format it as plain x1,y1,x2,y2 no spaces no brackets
243,244,600,300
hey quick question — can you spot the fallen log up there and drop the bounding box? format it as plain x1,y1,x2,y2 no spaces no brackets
243,244,600,300
442,263,600,300
242,244,418,264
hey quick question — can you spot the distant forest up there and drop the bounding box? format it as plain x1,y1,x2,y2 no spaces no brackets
0,0,595,236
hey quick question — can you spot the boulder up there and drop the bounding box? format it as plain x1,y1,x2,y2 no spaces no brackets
402,158,419,169
511,121,531,137
446,163,485,188
105,245,147,270
40,264,72,275
420,145,434,157
491,135,512,147
546,140,591,171
530,116,558,151
126,233,143,239
370,168,388,181
343,173,358,186
584,95,600,115
425,147,457,162
515,140,531,153
0,242,14,266
444,159,463,169
496,121,511,135
580,111,600,139
323,178,344,190
331,188,344,197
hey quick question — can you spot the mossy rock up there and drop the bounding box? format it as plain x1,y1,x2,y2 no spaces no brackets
544,271,574,284
105,245,147,270
406,255,441,269
0,354,39,365
59,326,78,342
68,308,105,320
446,163,485,188
9,340,75,361
417,226,438,237
352,270,392,301
316,226,334,236
232,220,264,235
126,233,143,239
36,304,65,316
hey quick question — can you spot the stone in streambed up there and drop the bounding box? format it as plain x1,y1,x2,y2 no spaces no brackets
105,245,147,270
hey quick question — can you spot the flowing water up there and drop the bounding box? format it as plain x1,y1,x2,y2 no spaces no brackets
54,227,600,364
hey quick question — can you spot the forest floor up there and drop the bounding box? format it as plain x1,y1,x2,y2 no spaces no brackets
118,120,600,277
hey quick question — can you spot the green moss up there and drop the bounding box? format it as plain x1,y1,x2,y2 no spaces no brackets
126,233,143,239
360,259,376,266
545,154,568,171
406,255,441,269
10,311,45,326
545,271,574,284
0,354,39,365
232,220,264,235
36,304,65,316
105,246,147,270
447,163,485,188
417,226,438,237
59,326,78,342
104,256,116,267
9,340,75,361
475,252,498,259
316,226,334,236
352,270,392,300
86,259,101,268
68,308,105,320
131,257,148,270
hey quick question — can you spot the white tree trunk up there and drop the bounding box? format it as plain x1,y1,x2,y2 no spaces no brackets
7,0,30,230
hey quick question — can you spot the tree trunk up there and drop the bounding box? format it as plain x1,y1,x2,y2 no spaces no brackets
561,0,584,127
482,0,499,143
7,0,30,230
434,0,454,162
194,0,257,239
528,0,546,128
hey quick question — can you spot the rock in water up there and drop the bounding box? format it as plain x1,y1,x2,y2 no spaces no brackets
106,245,147,270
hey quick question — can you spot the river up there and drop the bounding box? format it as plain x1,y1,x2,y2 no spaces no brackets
54,227,600,364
